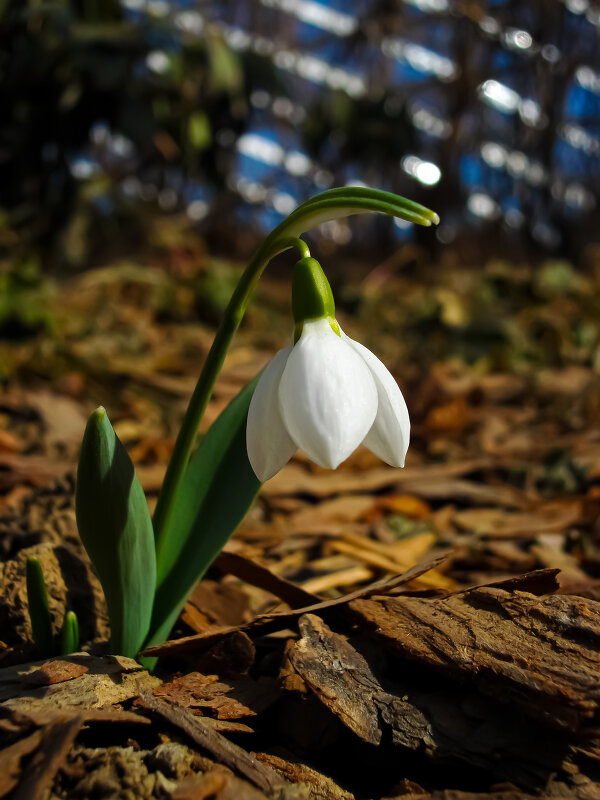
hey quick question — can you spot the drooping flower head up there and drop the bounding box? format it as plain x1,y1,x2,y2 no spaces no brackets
246,256,409,481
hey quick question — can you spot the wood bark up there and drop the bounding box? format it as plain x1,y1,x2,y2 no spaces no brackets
0,653,161,716
350,586,600,731
282,613,600,795
137,693,290,796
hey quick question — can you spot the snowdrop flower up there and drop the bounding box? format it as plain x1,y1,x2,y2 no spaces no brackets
246,256,410,481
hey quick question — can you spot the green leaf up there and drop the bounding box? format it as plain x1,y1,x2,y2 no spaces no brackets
76,407,156,659
60,611,80,655
148,378,260,646
26,558,54,657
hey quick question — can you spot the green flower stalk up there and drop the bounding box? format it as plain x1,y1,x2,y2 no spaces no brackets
75,187,438,660
152,189,437,562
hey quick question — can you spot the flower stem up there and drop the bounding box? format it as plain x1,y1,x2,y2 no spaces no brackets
153,236,310,572
151,184,439,573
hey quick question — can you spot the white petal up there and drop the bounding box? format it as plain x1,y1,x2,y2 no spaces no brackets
342,333,410,467
246,347,296,481
279,318,378,469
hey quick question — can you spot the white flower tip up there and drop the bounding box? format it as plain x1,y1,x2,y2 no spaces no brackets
247,456,279,483
308,444,348,471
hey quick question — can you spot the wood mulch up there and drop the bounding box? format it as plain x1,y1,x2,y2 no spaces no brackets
2,254,600,798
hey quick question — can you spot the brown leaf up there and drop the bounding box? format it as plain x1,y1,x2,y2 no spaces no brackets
23,391,88,450
453,501,582,538
287,496,378,532
184,580,253,633
213,551,319,608
263,459,495,497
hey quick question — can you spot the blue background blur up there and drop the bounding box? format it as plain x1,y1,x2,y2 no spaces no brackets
1,0,599,265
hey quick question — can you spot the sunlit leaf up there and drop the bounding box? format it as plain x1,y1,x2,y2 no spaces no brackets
188,112,211,150
76,407,156,659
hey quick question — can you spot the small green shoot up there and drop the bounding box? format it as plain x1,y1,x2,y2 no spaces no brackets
26,557,54,657
60,611,80,655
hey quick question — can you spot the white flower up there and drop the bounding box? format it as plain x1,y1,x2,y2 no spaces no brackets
246,317,410,481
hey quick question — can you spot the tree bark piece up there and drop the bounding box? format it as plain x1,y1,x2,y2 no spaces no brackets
170,770,272,800
137,693,288,795
283,615,382,746
0,653,161,715
143,552,449,659
282,614,599,793
12,716,82,800
0,729,43,798
153,671,280,723
350,587,600,731
255,752,355,800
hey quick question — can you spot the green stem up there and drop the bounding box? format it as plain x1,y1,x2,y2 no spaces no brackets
153,236,310,572
151,185,438,575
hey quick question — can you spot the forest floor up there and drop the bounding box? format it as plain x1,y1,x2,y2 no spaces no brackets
2,227,600,799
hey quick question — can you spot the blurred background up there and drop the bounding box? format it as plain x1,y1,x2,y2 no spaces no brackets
2,0,599,278
2,0,600,410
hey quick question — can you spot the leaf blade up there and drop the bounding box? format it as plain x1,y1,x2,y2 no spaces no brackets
76,407,156,658
149,379,260,644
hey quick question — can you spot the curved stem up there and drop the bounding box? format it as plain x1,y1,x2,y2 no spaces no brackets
153,236,310,572
151,186,438,574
